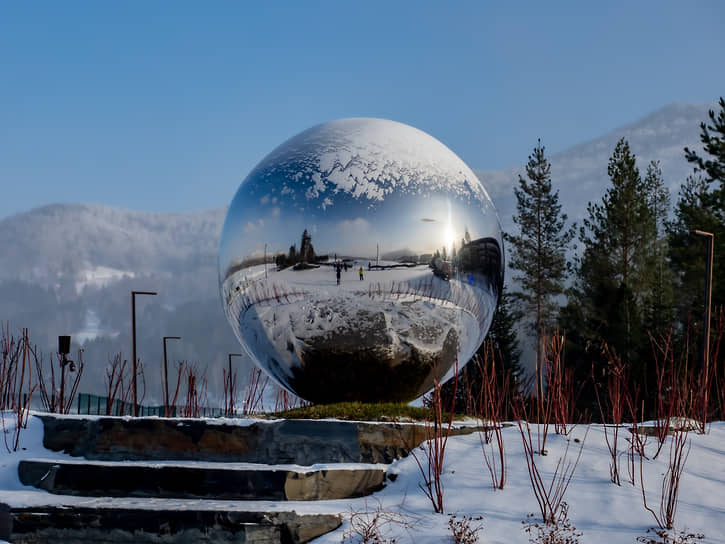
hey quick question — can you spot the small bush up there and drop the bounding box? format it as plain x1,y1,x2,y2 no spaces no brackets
448,514,484,544
341,500,414,544
637,528,705,544
522,503,582,544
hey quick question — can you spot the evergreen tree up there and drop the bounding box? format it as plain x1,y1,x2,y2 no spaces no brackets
667,174,719,331
442,288,522,414
569,138,655,382
486,288,524,384
683,97,725,309
642,161,674,335
685,97,725,202
505,139,575,398
300,229,314,263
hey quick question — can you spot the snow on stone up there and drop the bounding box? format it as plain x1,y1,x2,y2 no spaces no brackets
1,413,724,543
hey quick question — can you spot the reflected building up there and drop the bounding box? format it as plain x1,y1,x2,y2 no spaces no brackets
219,118,504,403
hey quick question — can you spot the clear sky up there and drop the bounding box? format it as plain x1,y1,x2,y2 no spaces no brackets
1,1,724,219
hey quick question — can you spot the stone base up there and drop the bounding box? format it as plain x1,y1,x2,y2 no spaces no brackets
19,459,386,501
38,415,482,464
5,505,339,544
12,416,486,543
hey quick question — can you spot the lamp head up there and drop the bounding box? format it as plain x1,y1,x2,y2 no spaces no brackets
58,335,71,355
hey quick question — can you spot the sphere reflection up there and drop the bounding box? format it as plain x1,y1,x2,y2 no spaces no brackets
219,118,503,403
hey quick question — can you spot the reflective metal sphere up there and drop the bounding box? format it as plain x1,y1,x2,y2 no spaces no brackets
219,118,503,403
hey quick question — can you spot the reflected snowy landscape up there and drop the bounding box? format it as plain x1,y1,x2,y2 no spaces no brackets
218,118,504,402
223,261,497,402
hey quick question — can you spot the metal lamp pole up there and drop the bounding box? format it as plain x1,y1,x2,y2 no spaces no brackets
229,353,242,381
58,335,73,413
163,336,181,417
691,230,714,375
227,353,242,416
131,290,157,417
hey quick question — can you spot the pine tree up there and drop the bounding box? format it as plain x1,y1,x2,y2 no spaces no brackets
486,288,524,384
667,174,719,330
685,97,725,201
300,229,314,263
505,139,575,399
683,97,725,309
572,138,655,380
642,161,674,335
442,287,522,414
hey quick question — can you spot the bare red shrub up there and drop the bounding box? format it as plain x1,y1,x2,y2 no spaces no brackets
593,344,629,485
162,360,186,417
640,426,691,531
0,326,36,452
181,363,208,418
475,345,507,490
242,367,268,415
649,332,682,459
409,361,458,513
546,332,581,437
513,395,588,524
530,333,577,455
273,384,306,412
104,353,130,416
691,305,723,432
624,389,649,486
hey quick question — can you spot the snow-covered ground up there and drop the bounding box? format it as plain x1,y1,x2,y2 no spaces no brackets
0,413,723,543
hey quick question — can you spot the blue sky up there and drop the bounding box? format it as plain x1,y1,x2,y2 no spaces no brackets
1,1,724,219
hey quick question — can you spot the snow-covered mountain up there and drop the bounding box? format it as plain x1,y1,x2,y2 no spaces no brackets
0,204,237,401
0,102,714,400
0,204,225,289
477,101,713,234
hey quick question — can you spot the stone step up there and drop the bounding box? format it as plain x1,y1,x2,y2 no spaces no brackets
18,459,387,501
38,414,482,464
12,417,484,542
3,503,340,543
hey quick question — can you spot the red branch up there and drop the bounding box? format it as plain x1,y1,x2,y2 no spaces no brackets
476,345,507,490
408,361,458,513
513,395,587,524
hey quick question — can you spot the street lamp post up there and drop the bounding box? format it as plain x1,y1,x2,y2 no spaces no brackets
227,353,242,416
131,290,157,417
58,335,74,413
691,231,714,376
163,336,181,417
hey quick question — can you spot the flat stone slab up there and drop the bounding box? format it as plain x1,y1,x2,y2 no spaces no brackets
38,415,483,464
19,459,386,501
3,504,340,544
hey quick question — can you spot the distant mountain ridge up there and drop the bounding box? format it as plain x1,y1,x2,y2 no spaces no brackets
1,102,712,285
476,101,713,233
0,203,226,289
0,101,714,397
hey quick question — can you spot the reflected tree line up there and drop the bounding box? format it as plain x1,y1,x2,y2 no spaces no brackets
274,229,327,270
271,226,504,295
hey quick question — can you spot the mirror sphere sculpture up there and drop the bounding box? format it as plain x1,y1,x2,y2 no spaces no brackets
219,118,503,403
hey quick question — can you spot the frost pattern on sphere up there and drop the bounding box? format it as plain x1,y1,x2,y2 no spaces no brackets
219,118,503,403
